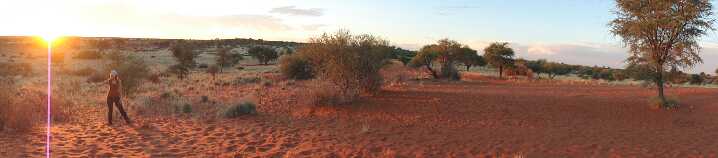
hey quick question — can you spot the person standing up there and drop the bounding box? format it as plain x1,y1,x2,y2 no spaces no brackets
104,70,132,125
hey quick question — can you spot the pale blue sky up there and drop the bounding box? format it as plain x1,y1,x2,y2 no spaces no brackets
1,0,717,73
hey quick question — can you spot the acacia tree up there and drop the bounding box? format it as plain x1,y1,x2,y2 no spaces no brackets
409,39,473,80
248,46,279,65
483,42,515,78
610,0,715,103
458,48,486,71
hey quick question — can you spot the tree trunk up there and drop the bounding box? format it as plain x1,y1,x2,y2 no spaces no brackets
425,64,439,79
466,65,471,71
498,66,503,79
656,69,666,102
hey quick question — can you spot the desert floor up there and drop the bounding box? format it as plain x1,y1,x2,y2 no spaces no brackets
2,78,718,157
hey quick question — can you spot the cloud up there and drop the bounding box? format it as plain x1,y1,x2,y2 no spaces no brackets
301,24,327,31
270,6,324,17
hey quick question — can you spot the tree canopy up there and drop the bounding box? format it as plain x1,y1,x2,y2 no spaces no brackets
483,42,515,78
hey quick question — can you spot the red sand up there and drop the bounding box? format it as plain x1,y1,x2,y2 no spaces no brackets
2,79,718,157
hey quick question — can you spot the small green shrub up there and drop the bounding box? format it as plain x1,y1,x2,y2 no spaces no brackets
648,97,680,109
222,101,257,118
278,53,313,80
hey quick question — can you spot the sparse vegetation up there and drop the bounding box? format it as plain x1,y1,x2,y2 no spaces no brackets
215,47,242,72
410,39,475,80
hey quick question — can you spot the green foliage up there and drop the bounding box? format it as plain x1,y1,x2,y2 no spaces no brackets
298,30,393,96
483,42,515,78
278,53,314,80
612,70,628,81
544,62,572,79
457,47,485,71
410,39,473,80
689,74,705,85
105,53,150,97
222,101,257,118
390,46,417,65
73,50,102,59
248,46,279,65
182,103,192,114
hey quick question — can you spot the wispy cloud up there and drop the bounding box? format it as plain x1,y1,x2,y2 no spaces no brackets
270,6,324,17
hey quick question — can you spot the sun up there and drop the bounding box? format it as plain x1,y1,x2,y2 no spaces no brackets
41,34,61,44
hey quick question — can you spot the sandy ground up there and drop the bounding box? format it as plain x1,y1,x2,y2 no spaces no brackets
2,78,718,157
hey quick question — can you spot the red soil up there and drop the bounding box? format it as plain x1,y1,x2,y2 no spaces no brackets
2,79,718,157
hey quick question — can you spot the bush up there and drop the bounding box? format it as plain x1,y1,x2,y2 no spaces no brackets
278,53,314,80
0,79,70,132
248,46,279,65
298,30,392,99
168,64,190,79
207,65,219,79
182,103,193,114
222,101,257,118
648,97,680,109
234,76,262,85
74,50,102,59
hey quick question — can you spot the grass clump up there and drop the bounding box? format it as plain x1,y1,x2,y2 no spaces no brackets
222,101,257,118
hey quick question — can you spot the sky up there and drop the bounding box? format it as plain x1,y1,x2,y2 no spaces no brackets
1,0,718,73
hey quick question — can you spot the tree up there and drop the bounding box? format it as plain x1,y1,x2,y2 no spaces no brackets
170,40,199,68
457,48,486,71
610,0,715,103
483,42,515,78
409,39,472,80
715,67,718,76
248,46,279,65
215,47,243,72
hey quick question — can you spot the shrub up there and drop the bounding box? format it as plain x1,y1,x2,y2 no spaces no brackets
74,50,102,59
648,96,680,109
248,46,279,65
298,30,392,99
222,101,257,118
198,63,208,69
216,47,242,72
234,76,262,85
170,40,199,67
0,79,70,132
182,103,193,114
86,71,106,83
278,53,313,80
